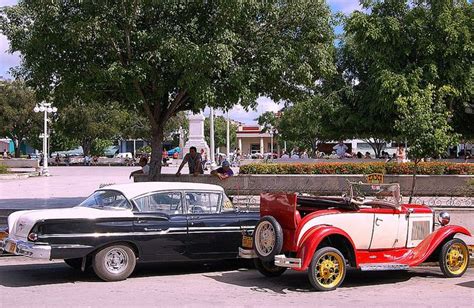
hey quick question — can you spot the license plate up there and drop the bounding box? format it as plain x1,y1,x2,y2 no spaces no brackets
242,235,253,249
6,242,16,254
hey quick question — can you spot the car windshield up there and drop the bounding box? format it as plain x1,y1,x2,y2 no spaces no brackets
350,182,401,207
79,190,131,210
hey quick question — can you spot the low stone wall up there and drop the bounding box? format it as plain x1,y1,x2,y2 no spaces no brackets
134,174,474,197
0,159,39,169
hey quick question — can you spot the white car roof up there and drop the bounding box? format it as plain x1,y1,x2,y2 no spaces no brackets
101,182,225,199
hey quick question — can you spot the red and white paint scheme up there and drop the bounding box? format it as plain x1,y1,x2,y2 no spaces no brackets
239,183,472,291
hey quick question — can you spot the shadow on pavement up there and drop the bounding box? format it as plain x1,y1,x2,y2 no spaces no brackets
0,259,250,288
204,268,445,294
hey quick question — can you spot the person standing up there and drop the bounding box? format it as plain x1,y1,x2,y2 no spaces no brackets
200,148,208,171
176,146,202,176
333,141,348,158
396,145,406,163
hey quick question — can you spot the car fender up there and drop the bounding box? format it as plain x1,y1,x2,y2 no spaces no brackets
296,225,356,271
408,225,471,266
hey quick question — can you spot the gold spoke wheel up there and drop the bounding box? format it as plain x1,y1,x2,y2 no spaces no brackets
440,239,469,278
309,247,346,291
445,243,468,275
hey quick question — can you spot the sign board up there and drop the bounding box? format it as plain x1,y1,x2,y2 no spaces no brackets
366,173,384,184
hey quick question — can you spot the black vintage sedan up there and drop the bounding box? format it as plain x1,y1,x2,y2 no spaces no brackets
0,182,259,281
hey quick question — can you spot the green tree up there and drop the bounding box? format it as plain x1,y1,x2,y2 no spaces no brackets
56,101,129,156
1,1,336,178
340,0,473,152
279,97,340,154
0,79,41,157
204,115,238,152
395,85,458,202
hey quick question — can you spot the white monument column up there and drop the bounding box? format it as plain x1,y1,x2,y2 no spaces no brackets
260,137,264,154
183,112,209,158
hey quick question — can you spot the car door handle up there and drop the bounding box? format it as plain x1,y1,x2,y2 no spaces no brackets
144,228,163,232
375,218,383,226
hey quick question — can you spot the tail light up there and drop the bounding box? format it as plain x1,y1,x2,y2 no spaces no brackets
28,232,38,242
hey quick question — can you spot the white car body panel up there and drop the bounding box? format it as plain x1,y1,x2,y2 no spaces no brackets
297,213,375,249
8,207,134,241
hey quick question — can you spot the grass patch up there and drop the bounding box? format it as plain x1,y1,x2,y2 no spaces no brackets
0,165,8,174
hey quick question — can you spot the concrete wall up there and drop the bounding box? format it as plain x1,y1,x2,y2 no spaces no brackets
0,159,39,169
134,174,474,197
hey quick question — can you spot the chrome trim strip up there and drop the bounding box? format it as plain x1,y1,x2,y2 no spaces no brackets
188,226,240,231
40,226,248,238
238,247,257,259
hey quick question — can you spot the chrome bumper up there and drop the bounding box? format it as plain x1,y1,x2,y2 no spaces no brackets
274,254,301,268
0,238,51,259
238,247,257,259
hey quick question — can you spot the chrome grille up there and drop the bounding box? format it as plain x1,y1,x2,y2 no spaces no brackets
411,221,430,241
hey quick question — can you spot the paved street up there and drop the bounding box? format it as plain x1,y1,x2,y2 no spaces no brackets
0,166,181,209
0,257,472,307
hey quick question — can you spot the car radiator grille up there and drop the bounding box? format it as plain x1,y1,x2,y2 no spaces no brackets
411,221,431,241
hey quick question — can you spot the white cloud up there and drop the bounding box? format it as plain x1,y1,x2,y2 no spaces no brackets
0,34,21,78
203,97,283,125
327,0,362,14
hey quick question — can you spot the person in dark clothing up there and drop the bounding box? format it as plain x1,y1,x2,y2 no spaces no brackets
211,160,234,180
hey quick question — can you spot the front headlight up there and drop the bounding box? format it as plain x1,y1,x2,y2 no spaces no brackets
438,211,450,226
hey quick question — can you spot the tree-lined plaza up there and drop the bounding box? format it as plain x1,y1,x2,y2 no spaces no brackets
0,0,473,172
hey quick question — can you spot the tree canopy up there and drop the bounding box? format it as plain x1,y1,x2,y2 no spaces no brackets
1,1,336,177
0,79,41,157
340,0,474,143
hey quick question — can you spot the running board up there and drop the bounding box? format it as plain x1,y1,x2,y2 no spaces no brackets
360,263,409,271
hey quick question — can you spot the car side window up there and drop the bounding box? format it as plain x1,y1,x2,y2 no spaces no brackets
134,192,182,214
222,194,235,212
185,192,221,214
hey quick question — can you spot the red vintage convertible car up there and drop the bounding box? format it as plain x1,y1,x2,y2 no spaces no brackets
239,182,472,291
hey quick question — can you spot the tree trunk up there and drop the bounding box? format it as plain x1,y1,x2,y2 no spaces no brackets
82,139,92,157
149,126,164,180
14,138,21,158
408,161,418,204
365,139,385,158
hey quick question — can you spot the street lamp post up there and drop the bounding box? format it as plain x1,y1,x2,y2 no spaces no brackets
209,107,216,166
34,102,57,176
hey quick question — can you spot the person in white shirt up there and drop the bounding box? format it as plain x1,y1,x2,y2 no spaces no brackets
291,153,300,159
333,141,348,158
281,152,290,159
129,156,150,179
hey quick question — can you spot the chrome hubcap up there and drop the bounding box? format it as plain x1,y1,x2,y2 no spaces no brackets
105,248,128,274
255,221,275,256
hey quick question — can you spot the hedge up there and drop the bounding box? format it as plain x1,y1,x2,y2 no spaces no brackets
0,165,8,174
239,162,474,175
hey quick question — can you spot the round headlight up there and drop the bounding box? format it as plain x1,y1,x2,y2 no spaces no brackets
438,211,450,226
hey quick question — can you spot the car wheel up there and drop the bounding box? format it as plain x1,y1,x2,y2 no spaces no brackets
253,216,283,262
92,245,137,282
439,238,469,278
253,258,287,277
64,257,91,270
308,247,346,291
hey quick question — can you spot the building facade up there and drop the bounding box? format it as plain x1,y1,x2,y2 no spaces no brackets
236,125,278,156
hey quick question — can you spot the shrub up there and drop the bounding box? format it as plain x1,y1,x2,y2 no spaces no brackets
0,165,8,174
239,162,474,175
